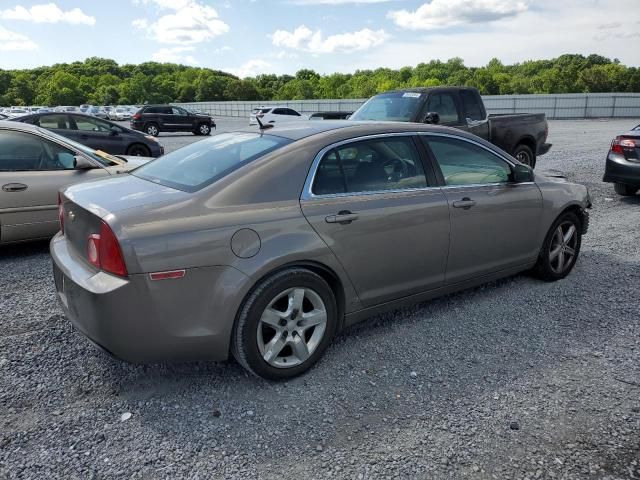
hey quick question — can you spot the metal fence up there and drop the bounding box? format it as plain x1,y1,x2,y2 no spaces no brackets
176,93,640,120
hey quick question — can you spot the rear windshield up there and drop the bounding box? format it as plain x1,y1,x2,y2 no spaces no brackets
349,92,426,122
132,132,291,192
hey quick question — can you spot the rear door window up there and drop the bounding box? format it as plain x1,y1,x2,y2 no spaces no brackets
37,114,71,130
313,136,428,195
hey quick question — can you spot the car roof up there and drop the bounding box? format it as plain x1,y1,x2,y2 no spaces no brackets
0,120,40,132
235,120,464,141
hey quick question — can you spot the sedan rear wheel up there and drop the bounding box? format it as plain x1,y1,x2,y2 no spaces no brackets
232,269,337,379
532,211,582,281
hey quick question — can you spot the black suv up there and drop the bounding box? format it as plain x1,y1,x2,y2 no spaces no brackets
130,105,215,137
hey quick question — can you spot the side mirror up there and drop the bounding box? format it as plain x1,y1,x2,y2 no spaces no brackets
73,155,95,169
109,126,119,136
512,163,534,183
424,112,440,125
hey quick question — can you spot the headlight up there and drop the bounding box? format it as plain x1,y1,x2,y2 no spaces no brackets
144,135,159,143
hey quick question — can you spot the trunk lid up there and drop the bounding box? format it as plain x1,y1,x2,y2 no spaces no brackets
60,175,189,264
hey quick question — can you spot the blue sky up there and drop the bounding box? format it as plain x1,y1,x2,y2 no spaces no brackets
1,0,639,76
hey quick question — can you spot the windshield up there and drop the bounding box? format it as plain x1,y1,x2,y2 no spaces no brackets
133,132,291,192
39,127,125,167
350,92,425,122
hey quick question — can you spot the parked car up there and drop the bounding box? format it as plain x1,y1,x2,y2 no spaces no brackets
603,124,640,196
13,112,164,157
108,107,131,121
51,121,590,379
249,106,306,125
6,107,29,118
309,111,353,120
79,104,90,113
86,106,108,119
130,105,215,136
349,87,552,168
0,121,152,244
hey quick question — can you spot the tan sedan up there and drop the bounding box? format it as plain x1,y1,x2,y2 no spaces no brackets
0,121,150,244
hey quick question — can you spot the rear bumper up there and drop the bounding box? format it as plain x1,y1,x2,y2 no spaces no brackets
130,120,144,131
603,154,640,186
538,143,552,156
50,233,250,363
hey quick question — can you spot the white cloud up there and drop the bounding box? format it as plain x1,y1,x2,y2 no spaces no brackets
226,59,272,78
388,0,528,30
0,3,95,25
0,24,37,50
289,0,393,3
272,25,388,53
152,46,198,64
132,0,228,45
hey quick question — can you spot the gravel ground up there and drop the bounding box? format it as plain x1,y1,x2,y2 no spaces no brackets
1,118,640,479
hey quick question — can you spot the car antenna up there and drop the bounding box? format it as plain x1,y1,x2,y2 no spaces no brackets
256,116,273,131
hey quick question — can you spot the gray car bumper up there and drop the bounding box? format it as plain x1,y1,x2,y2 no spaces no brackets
50,233,249,363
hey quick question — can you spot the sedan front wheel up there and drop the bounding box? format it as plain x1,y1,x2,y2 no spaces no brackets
532,211,582,281
232,269,338,379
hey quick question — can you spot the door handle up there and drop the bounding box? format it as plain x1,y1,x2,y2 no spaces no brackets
2,183,28,192
452,197,476,209
325,210,359,224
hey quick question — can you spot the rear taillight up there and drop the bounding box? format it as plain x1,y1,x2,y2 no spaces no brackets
132,113,141,120
610,136,637,155
85,221,128,277
57,193,64,234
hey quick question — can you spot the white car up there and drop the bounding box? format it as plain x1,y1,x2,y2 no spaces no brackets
109,107,131,121
249,106,306,125
6,107,29,118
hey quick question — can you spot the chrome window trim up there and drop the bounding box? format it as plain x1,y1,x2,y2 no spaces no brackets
301,132,433,201
301,131,530,201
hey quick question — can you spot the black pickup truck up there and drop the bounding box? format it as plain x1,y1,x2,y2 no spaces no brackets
349,87,551,167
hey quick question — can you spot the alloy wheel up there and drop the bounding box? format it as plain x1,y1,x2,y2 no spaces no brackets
146,125,158,136
549,221,578,274
516,150,531,165
199,124,210,135
257,287,327,368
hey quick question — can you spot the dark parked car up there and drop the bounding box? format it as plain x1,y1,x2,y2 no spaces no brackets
130,105,215,137
349,87,551,167
603,124,640,196
13,112,163,157
309,111,353,120
52,121,590,379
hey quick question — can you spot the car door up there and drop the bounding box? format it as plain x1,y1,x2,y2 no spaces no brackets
300,134,450,307
421,134,543,284
0,129,109,243
171,106,193,131
71,116,126,154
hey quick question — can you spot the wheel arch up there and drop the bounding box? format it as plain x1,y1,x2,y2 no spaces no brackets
557,203,589,235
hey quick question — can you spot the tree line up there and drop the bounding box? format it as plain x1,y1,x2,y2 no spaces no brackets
1,54,639,107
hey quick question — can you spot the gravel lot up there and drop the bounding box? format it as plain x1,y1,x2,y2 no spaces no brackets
1,118,640,479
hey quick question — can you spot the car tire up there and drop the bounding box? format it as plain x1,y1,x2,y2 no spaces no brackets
144,123,160,137
195,123,211,136
531,211,582,282
613,183,638,196
232,268,338,380
513,144,536,168
126,144,151,157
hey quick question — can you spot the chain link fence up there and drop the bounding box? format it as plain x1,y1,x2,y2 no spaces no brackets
176,93,640,120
